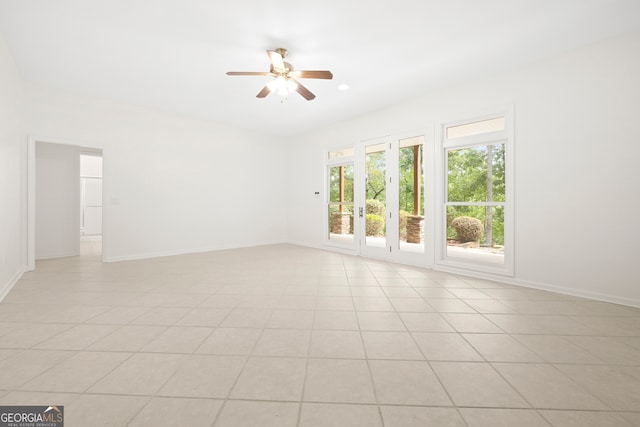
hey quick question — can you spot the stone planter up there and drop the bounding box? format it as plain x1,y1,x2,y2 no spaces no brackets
406,215,424,243
331,212,352,234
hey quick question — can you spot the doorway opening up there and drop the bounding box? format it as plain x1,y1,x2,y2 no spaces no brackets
27,138,104,270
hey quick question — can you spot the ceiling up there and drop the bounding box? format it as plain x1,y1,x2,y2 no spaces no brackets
1,0,639,137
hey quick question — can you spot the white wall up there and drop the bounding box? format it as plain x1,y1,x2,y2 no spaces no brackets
286,32,640,306
35,142,80,259
0,32,26,299
27,86,287,262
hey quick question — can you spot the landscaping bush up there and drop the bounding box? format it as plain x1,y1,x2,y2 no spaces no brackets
451,216,484,243
366,199,385,216
366,214,385,236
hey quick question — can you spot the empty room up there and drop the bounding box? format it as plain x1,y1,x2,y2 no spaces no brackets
1,1,640,426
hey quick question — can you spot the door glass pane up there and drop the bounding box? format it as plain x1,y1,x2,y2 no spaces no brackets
365,144,386,248
398,136,424,253
328,164,354,244
446,205,504,264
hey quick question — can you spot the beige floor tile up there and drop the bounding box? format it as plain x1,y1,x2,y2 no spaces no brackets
313,311,359,330
0,323,74,348
88,353,185,395
199,294,243,308
158,354,245,398
176,308,231,327
483,314,554,334
463,299,515,314
352,297,395,311
540,410,634,427
564,336,640,365
33,324,118,350
0,349,20,362
459,408,550,427
413,288,457,298
369,360,451,405
309,330,365,358
230,356,306,401
304,358,376,403
84,306,151,324
65,393,150,427
380,406,466,427
349,286,384,297
277,295,316,310
424,298,477,313
388,297,434,312
413,332,483,361
142,326,213,353
4,245,639,426
620,412,640,426
252,329,311,357
463,333,543,362
554,364,640,411
130,307,191,325
20,351,131,393
399,312,455,332
381,287,419,298
299,403,383,427
362,331,423,360
196,327,261,355
357,312,406,331
214,400,299,427
316,286,351,296
266,309,314,329
494,363,609,410
88,325,166,351
432,361,529,407
219,308,272,328
316,296,354,311
0,390,79,406
441,313,503,333
512,335,603,364
447,289,492,299
0,349,74,389
129,397,223,427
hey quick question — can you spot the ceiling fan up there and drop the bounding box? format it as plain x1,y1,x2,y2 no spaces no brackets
226,48,333,101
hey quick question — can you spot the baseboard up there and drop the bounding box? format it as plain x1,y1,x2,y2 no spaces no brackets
102,239,287,263
35,251,79,260
0,269,24,303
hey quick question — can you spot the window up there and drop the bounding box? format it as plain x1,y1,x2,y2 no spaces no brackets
439,111,513,275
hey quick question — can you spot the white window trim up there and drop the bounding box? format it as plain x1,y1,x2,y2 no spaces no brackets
435,107,515,276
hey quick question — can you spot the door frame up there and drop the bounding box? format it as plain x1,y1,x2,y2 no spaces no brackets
27,135,105,270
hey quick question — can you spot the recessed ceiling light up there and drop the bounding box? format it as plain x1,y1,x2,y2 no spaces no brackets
338,84,349,91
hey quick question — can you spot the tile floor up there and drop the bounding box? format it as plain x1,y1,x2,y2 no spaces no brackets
1,244,639,426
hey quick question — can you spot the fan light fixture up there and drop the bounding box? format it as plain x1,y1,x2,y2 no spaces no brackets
267,76,298,96
226,48,333,101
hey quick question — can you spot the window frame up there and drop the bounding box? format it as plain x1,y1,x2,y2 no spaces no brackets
436,108,514,276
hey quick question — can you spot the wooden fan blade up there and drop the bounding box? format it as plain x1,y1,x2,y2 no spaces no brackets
226,71,271,76
293,79,316,100
267,50,285,71
256,85,271,98
295,70,333,79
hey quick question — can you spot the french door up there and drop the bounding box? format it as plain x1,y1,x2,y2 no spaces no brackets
358,134,431,265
